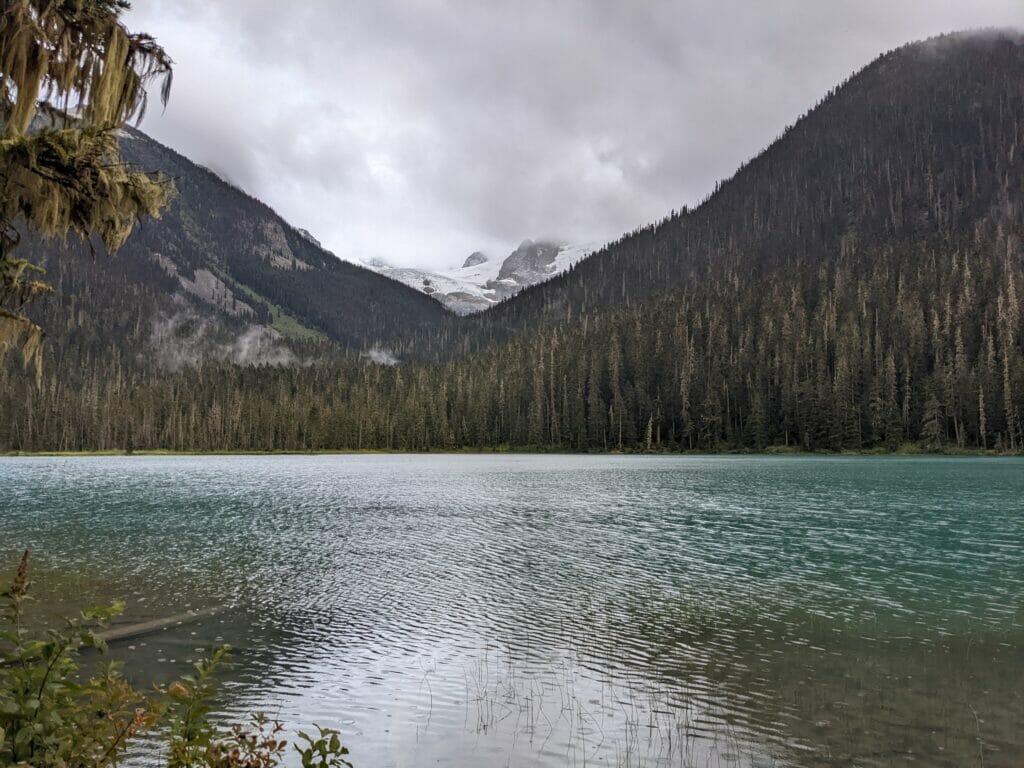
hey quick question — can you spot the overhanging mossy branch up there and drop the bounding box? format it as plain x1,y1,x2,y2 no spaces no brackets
0,0,174,382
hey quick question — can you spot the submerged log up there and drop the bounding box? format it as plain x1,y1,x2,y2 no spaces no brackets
98,605,224,644
0,606,225,667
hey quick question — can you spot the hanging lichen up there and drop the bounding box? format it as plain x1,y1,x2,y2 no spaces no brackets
0,0,174,383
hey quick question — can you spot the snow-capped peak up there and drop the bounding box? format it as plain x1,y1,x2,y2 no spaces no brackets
364,240,600,315
462,251,489,268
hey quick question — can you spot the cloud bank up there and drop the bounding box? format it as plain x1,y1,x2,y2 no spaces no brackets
126,1,1024,270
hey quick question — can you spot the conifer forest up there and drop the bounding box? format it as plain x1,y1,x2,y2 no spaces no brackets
3,33,1024,454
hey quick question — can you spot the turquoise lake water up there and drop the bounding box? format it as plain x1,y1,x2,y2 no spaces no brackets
2,455,1022,767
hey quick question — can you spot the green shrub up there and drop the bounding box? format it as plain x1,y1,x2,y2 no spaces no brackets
1,551,352,768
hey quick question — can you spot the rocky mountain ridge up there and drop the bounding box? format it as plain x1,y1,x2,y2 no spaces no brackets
15,123,451,372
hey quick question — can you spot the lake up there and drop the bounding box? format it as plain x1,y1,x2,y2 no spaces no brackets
2,455,1022,767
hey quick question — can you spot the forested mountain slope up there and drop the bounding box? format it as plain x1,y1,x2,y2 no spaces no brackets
452,30,1024,351
3,31,1023,453
14,125,450,372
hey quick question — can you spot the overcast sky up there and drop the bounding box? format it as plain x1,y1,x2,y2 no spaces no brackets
125,1,1024,271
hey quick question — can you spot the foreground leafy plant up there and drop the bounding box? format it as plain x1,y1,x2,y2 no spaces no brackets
1,551,353,768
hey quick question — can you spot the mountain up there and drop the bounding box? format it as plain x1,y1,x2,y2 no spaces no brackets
451,30,1024,352
365,240,596,314
14,123,451,372
4,31,1024,454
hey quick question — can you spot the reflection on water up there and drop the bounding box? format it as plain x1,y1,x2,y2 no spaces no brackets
2,455,1022,767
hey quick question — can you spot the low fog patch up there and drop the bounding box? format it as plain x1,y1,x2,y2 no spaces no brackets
149,303,297,370
362,346,400,366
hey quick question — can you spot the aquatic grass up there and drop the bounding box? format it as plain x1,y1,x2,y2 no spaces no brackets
460,637,769,768
460,583,1024,767
603,589,1024,767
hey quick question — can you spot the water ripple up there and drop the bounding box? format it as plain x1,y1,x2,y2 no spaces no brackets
2,455,1022,767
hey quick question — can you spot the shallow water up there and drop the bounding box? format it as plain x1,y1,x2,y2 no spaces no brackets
2,455,1022,767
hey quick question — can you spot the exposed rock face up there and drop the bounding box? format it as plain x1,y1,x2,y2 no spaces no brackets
149,301,296,371
256,221,312,270
153,254,255,318
296,228,323,249
496,240,562,284
462,251,488,268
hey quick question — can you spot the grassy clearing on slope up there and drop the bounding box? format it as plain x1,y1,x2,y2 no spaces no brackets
208,265,328,342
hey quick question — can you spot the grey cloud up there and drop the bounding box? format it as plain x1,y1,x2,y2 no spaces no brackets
127,1,1024,270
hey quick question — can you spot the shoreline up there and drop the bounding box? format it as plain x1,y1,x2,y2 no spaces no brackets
2,445,1020,458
